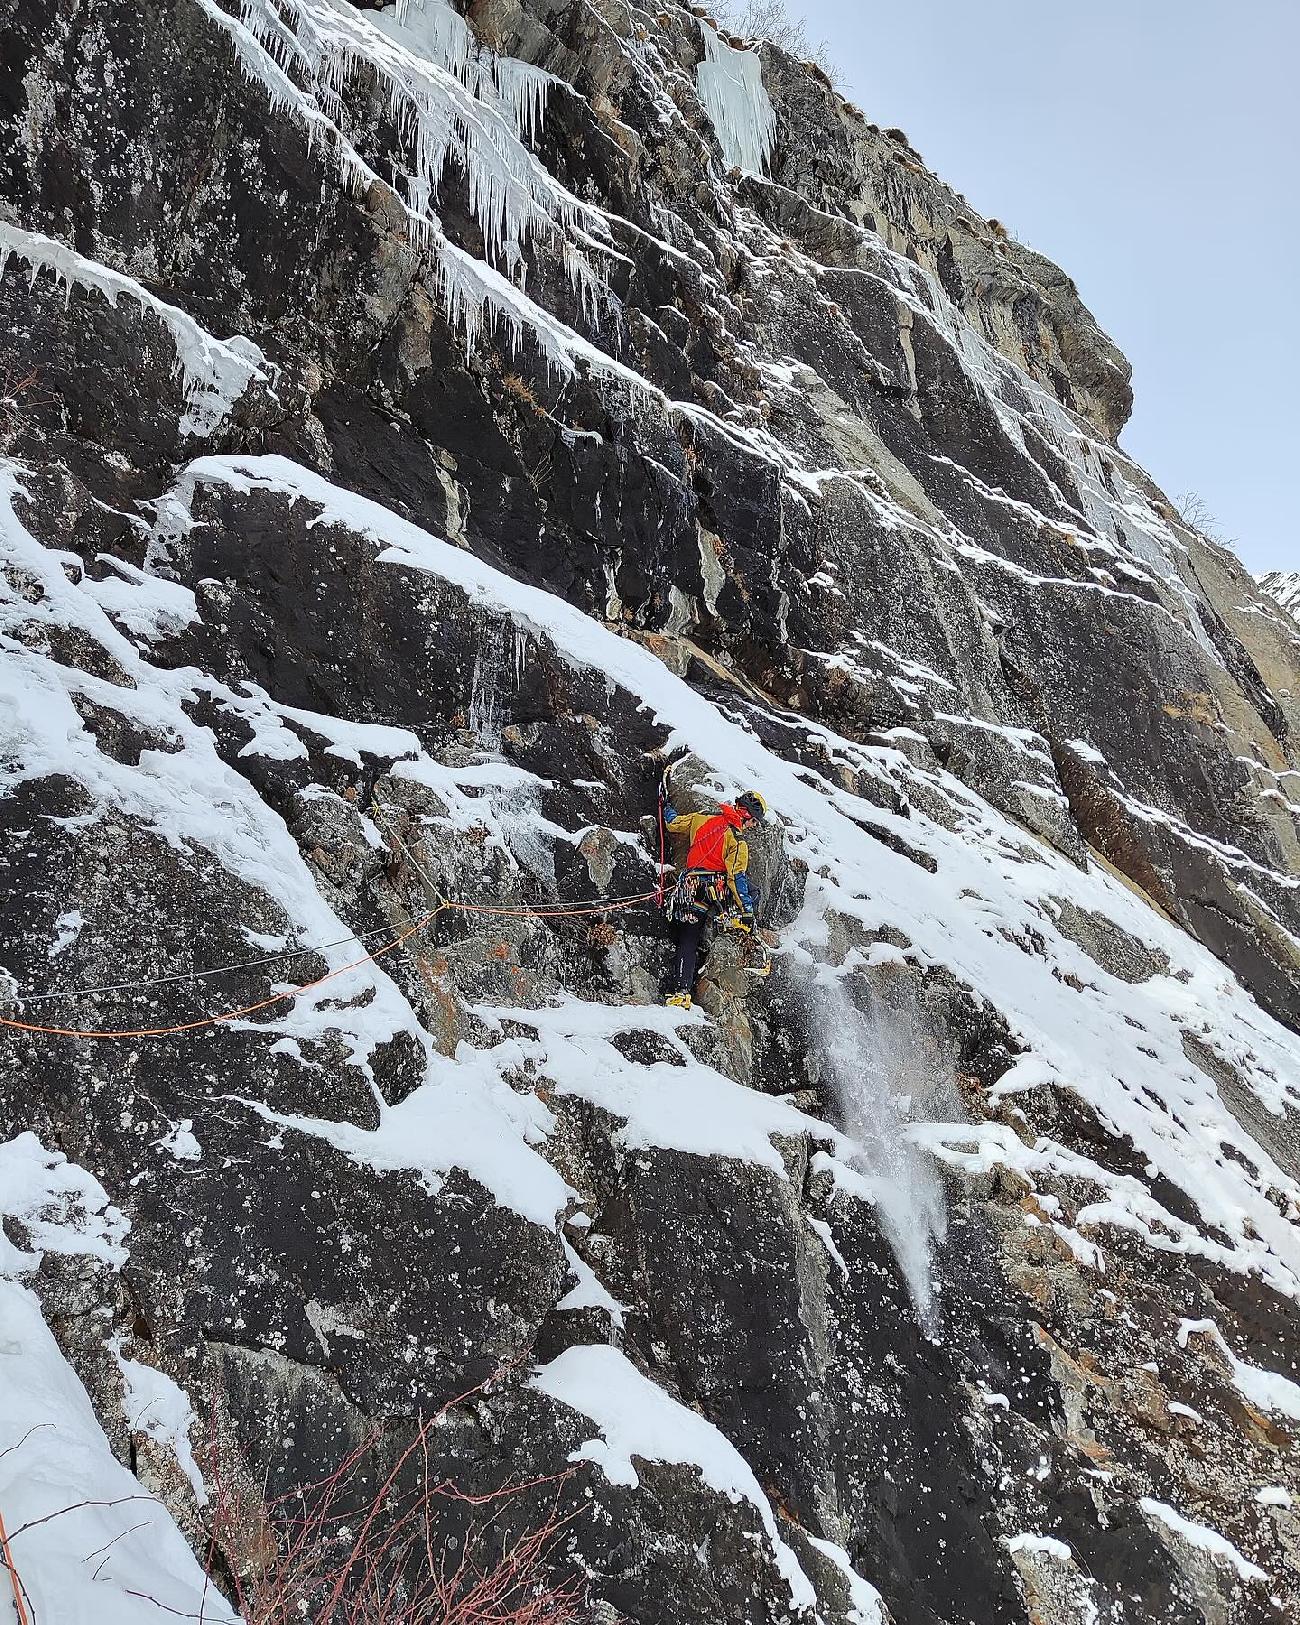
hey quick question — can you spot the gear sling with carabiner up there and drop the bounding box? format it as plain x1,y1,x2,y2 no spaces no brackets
664,868,723,1003
665,868,728,924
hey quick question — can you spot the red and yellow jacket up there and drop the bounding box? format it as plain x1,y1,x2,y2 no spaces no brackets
664,803,755,911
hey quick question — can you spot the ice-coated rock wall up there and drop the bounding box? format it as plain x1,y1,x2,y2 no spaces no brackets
1,3,1298,1622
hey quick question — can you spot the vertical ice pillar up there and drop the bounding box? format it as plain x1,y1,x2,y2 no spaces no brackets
696,23,777,178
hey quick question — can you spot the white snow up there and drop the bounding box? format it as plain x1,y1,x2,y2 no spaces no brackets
1066,738,1109,767
557,1240,627,1326
806,1535,886,1624
917,1117,1285,1292
81,557,199,641
0,1287,238,1624
1139,1498,1267,1583
530,1344,816,1610
156,1120,202,1162
110,1341,208,1505
474,995,836,1179
696,23,777,178
1008,1532,1073,1560
47,909,85,958
1176,1318,1300,1421
808,1216,850,1280
0,1135,128,1275
233,1028,573,1227
932,712,1049,757
1255,1485,1292,1508
0,223,274,436
0,1136,234,1623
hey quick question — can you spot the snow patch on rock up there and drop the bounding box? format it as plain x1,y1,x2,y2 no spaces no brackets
110,1340,208,1506
1139,1497,1267,1584
1258,571,1300,622
1177,1317,1300,1421
0,1136,230,1622
531,1344,817,1611
0,223,274,436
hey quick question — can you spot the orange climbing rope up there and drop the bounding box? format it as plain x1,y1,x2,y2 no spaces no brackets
0,910,439,1042
440,894,656,920
0,891,658,1043
0,1505,29,1625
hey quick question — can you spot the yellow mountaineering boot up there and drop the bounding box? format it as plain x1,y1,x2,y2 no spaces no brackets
664,991,693,1010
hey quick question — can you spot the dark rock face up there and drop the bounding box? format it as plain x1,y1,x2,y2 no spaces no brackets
1,4,1298,1623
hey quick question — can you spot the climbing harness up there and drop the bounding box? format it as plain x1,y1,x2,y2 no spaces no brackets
664,868,727,924
663,875,771,973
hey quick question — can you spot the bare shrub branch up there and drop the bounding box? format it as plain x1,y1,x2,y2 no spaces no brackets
6,1365,584,1625
713,1,836,76
0,365,55,449
196,1371,588,1624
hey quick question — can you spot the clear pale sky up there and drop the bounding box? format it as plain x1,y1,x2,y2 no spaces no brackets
802,0,1297,574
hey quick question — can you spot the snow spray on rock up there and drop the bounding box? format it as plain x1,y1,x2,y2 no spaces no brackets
807,964,956,1339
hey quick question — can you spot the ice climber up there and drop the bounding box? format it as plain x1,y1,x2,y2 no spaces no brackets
660,783,768,1009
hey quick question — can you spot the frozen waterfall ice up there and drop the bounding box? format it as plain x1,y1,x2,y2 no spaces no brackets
696,23,777,178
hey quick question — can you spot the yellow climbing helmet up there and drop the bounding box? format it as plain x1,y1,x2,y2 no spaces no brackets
735,789,768,823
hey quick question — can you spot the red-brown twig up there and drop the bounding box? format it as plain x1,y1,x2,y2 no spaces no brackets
197,1368,587,1624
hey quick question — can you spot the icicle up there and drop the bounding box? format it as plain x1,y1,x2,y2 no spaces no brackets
372,1,553,154
695,23,776,178
219,0,604,283
467,623,504,750
0,222,276,437
197,1,651,385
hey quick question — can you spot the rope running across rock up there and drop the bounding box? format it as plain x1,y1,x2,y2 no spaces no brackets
0,890,658,1043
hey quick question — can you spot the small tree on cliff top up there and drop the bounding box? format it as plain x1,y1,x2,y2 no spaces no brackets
713,1,835,74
